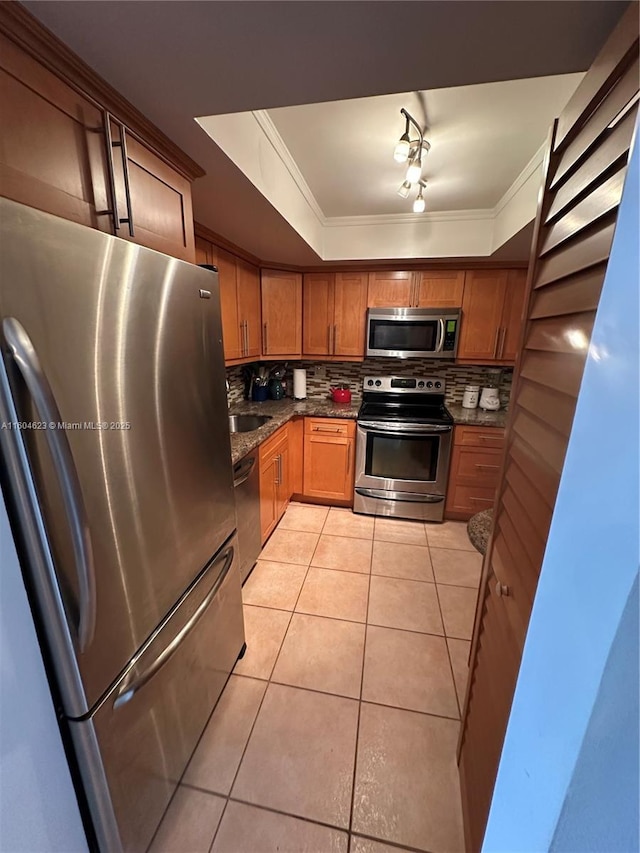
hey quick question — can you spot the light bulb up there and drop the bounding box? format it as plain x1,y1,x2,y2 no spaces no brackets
393,135,411,163
405,156,422,184
397,181,411,199
413,190,426,213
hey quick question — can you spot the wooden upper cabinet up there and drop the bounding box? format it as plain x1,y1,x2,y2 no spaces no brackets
217,248,242,361
333,272,368,358
261,270,302,358
237,259,262,360
499,269,528,362
302,271,368,359
0,32,112,232
414,270,465,308
194,235,213,266
0,9,201,261
303,273,334,357
110,123,195,263
367,271,413,307
458,270,508,362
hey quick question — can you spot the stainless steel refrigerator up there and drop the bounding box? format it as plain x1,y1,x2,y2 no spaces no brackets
0,198,245,852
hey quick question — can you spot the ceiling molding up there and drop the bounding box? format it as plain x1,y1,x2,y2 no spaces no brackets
252,109,327,224
324,208,496,228
494,141,547,217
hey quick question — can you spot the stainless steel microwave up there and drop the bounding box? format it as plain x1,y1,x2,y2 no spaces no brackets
366,307,461,359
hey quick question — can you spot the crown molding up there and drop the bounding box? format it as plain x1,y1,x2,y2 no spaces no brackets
252,110,327,223
324,208,496,228
494,141,546,216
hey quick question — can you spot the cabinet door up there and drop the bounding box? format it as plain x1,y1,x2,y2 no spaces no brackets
288,418,304,497
237,259,262,359
498,269,528,363
261,271,302,357
217,249,243,361
303,433,354,502
414,270,465,308
303,273,334,357
259,456,278,544
194,235,213,266
111,124,195,262
458,270,508,362
333,272,368,358
0,33,112,231
367,271,413,307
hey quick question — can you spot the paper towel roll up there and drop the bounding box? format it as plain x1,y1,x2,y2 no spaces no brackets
293,368,307,400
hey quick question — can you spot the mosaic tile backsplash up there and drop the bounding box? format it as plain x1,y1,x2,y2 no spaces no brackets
227,358,513,409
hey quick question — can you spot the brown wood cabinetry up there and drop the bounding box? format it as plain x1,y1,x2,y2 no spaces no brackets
288,417,304,497
261,270,302,358
414,270,465,307
195,232,262,364
259,423,291,543
303,272,367,359
367,271,413,307
445,426,505,520
303,418,356,504
0,6,202,260
458,270,527,364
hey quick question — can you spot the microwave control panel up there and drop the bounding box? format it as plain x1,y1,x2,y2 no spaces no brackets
443,319,458,351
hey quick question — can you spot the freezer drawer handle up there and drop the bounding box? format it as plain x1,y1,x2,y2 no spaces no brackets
233,455,256,488
113,545,235,709
3,318,97,652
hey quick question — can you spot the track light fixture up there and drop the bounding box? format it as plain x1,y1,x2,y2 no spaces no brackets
393,108,430,211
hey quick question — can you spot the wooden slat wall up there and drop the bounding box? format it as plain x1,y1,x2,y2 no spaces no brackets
458,5,639,851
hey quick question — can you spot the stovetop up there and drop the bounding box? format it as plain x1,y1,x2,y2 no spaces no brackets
358,375,453,425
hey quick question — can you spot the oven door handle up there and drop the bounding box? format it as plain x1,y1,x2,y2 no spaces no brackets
358,420,452,434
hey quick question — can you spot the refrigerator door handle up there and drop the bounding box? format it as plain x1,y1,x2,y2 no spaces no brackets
2,317,97,652
114,544,235,709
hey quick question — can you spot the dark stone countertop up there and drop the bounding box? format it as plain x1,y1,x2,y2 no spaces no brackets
229,398,360,464
229,398,507,464
467,509,493,555
447,404,508,428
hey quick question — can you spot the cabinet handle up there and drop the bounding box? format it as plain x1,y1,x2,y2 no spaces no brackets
497,327,506,359
327,325,332,354
469,496,493,504
101,114,120,233
274,454,280,485
474,464,499,471
346,441,351,471
495,580,510,597
477,435,503,442
333,324,337,354
279,453,283,485
263,323,268,354
105,114,135,237
243,321,249,356
493,327,501,358
312,426,343,433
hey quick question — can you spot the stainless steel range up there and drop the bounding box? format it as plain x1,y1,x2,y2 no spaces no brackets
354,376,454,522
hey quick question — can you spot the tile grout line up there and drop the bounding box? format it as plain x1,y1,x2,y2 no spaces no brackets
206,512,325,852
428,542,465,720
346,516,376,852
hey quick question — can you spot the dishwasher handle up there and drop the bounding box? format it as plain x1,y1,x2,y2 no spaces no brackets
233,455,256,488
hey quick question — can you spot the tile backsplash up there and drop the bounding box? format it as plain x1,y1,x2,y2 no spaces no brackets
227,358,513,408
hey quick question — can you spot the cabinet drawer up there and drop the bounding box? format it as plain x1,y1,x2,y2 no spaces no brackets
455,447,502,485
447,484,496,515
304,418,355,438
455,425,505,449
259,423,288,463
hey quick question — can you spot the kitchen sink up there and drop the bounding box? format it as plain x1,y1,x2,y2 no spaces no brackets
228,414,272,434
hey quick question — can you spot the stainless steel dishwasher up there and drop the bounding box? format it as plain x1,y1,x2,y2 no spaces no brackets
233,449,261,583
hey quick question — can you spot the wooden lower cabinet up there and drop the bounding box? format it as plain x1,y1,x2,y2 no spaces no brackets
445,426,505,520
259,423,291,543
288,417,304,497
303,418,355,504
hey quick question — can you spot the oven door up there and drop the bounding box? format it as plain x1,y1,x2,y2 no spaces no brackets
355,421,452,496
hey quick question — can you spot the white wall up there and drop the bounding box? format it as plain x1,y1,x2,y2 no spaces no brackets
483,132,639,851
0,487,88,852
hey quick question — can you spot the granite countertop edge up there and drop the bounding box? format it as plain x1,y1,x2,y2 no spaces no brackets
229,398,507,464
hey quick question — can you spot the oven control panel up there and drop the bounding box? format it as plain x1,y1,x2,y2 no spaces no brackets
363,376,445,393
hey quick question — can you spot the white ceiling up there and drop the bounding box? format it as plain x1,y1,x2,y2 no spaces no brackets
22,1,628,263
267,75,583,217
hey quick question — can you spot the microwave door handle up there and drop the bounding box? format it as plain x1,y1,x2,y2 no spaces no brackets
435,318,445,353
3,318,97,652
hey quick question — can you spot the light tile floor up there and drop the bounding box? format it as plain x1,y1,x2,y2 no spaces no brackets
151,506,481,853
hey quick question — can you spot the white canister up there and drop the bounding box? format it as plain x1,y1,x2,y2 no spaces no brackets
462,384,480,409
